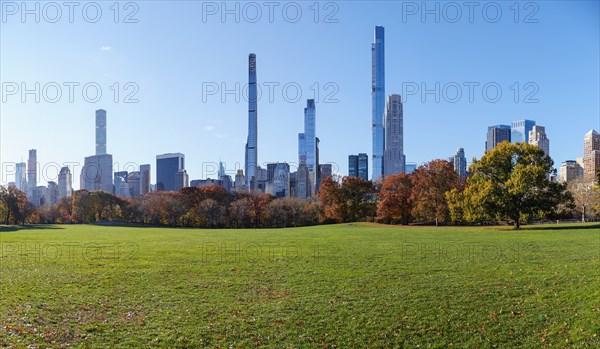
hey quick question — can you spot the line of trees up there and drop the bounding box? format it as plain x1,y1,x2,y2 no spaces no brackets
24,185,321,229
2,143,598,229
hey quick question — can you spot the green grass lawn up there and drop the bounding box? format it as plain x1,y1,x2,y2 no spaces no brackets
0,223,599,348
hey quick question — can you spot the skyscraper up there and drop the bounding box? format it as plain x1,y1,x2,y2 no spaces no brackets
271,163,290,197
559,161,583,183
114,171,130,198
140,164,151,195
317,163,333,192
297,99,317,190
156,153,186,191
528,125,550,157
96,109,107,155
304,100,317,174
58,166,73,199
486,125,511,151
245,53,258,189
127,171,141,198
81,154,114,193
372,25,385,181
511,119,536,144
349,153,369,180
383,94,405,177
452,148,468,179
583,129,600,181
15,162,26,191
81,110,113,193
27,149,37,195
298,133,306,164
295,162,311,200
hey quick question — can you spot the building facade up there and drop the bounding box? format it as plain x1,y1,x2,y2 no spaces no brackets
583,129,600,181
81,154,114,193
511,119,536,144
349,153,368,180
295,162,311,200
486,125,511,151
528,125,550,157
372,25,385,181
383,94,405,177
452,148,467,179
317,163,333,192
156,153,186,191
27,149,37,196
245,53,258,188
80,109,113,193
96,109,107,155
560,161,583,183
15,162,26,191
140,164,151,195
272,163,290,198
114,171,130,198
58,166,73,199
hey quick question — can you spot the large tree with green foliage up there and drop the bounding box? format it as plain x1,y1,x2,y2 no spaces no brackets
447,142,571,229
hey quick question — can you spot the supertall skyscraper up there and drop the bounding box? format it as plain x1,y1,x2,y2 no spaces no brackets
96,109,107,155
298,99,317,189
383,94,405,177
372,25,385,181
245,53,258,188
81,110,113,193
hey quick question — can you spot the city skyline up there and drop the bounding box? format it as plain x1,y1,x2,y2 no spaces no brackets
1,2,599,188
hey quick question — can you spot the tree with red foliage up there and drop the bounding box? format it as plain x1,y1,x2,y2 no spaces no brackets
377,173,413,225
317,175,375,223
411,160,462,225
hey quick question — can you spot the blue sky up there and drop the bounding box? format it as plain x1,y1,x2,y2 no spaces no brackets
1,1,599,187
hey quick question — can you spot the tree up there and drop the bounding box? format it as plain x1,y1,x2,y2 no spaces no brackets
376,173,413,225
411,160,461,225
228,197,252,228
448,142,571,229
317,176,375,223
0,186,30,225
317,175,342,222
568,178,597,222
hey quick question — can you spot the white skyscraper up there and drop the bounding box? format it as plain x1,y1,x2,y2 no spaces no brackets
528,125,550,157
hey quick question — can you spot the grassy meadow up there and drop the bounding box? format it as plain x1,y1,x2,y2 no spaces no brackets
0,223,599,348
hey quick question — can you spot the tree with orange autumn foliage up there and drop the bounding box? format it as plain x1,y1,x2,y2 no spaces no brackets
318,175,375,223
376,173,413,225
411,160,462,225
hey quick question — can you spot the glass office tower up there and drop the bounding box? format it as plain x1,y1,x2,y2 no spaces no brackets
372,26,385,181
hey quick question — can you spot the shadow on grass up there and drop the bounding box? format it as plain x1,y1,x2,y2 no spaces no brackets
0,224,65,232
521,223,600,232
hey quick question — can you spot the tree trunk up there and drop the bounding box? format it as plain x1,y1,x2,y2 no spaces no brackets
513,220,520,230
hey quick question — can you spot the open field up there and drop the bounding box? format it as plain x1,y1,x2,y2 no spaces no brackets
0,223,599,348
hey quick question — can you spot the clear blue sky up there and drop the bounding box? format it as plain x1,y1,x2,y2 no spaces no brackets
1,1,599,187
